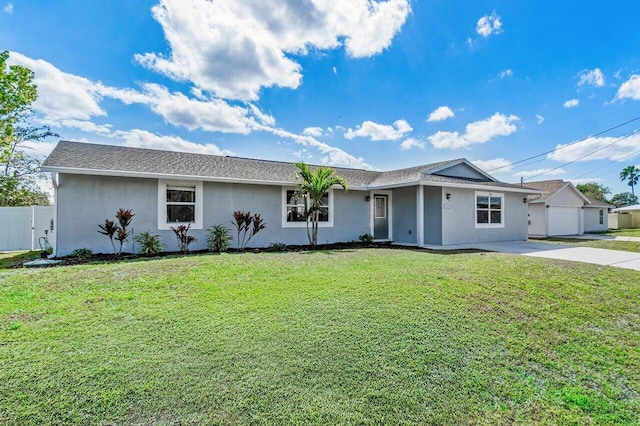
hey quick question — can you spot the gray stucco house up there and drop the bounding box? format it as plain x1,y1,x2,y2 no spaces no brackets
42,141,542,256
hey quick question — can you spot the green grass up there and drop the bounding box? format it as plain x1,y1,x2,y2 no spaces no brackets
1,249,638,425
0,251,40,269
541,238,640,253
602,228,640,237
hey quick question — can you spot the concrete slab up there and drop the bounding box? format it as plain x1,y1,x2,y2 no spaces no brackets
427,240,640,272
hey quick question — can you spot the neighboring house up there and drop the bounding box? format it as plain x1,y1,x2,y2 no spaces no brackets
525,179,613,236
42,141,542,256
611,204,640,229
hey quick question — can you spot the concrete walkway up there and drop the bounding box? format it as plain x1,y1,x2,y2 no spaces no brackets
553,233,640,242
436,240,640,272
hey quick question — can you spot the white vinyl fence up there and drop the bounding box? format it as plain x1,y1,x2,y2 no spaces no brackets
0,206,55,252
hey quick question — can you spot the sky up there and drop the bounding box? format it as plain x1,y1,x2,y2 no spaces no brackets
2,0,640,196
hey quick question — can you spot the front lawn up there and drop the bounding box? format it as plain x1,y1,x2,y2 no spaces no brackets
541,238,640,253
603,228,640,237
1,249,638,425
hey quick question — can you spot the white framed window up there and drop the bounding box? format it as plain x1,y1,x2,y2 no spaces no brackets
475,191,504,228
158,180,203,230
282,188,334,228
599,209,604,225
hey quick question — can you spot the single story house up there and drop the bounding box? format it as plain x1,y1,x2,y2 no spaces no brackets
42,141,543,256
610,204,640,229
525,179,614,236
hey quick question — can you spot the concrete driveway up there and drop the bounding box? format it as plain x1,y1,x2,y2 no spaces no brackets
448,240,640,272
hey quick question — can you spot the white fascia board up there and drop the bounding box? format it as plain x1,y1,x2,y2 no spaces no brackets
42,166,370,190
369,179,546,194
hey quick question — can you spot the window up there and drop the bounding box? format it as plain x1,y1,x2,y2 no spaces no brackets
375,196,387,218
599,209,604,225
475,191,504,228
282,188,333,228
158,180,203,230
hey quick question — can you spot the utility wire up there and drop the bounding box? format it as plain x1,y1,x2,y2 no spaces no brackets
522,129,640,181
486,115,640,173
572,146,640,180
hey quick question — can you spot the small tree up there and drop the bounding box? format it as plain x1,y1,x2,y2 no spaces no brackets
171,224,196,252
295,163,348,246
231,211,266,250
97,209,135,255
620,165,640,196
610,192,638,208
576,182,610,203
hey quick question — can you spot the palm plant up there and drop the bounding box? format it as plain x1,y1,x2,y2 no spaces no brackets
295,162,348,246
620,165,640,196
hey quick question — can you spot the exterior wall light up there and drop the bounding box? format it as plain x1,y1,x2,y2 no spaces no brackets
365,195,371,202
446,193,451,200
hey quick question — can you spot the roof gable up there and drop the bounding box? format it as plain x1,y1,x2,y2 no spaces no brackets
525,179,590,205
429,159,496,182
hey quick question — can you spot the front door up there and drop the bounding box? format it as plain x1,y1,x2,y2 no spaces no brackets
373,195,389,240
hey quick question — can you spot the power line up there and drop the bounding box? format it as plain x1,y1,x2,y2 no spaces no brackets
572,146,640,180
486,115,640,173
522,129,640,181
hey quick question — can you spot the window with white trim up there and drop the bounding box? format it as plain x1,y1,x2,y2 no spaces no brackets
475,191,504,228
158,180,203,230
282,188,333,227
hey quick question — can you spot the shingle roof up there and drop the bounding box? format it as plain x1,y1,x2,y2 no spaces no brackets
584,196,614,208
42,141,541,192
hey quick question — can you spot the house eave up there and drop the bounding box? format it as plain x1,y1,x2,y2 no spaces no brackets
41,166,370,190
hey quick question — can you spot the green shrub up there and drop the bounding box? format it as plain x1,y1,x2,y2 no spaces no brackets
358,233,374,243
70,248,93,259
134,231,164,255
267,242,287,252
207,225,232,253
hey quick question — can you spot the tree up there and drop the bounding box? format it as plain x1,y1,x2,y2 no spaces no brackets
1,51,58,206
575,182,610,203
610,192,638,208
619,165,640,196
295,162,348,246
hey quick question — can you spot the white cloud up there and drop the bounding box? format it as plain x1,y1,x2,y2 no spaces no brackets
302,127,324,137
476,12,502,37
519,168,566,179
113,129,234,156
428,113,519,149
135,0,411,101
563,99,579,108
3,2,13,14
498,69,513,79
262,125,372,169
8,51,106,120
426,106,455,122
471,158,511,173
21,141,57,159
569,178,602,186
615,74,640,101
547,134,640,163
399,138,424,150
39,118,113,134
345,119,412,141
333,67,338,75
466,37,473,48
535,114,545,124
578,68,605,87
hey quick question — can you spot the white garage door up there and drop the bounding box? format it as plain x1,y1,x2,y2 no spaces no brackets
548,207,580,236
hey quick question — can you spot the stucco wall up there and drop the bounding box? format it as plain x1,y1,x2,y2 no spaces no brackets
392,186,417,244
55,174,370,256
584,208,608,232
423,186,442,245
548,186,584,207
440,186,528,245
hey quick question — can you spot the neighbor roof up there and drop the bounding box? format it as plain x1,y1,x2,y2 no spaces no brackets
524,179,611,206
42,141,541,192
612,203,640,212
